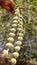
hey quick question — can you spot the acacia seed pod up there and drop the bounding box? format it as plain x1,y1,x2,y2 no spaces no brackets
15,46,20,52
17,28,23,32
3,50,8,57
18,37,23,41
11,58,17,65
17,24,23,27
8,37,14,43
16,41,22,46
12,24,17,28
9,33,15,37
18,22,23,25
15,8,19,12
13,16,19,20
15,12,20,16
13,20,18,24
17,33,23,37
19,18,22,21
6,43,14,49
12,52,19,58
10,28,16,32
19,15,23,18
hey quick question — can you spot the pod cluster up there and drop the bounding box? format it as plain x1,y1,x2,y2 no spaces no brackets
2,8,25,65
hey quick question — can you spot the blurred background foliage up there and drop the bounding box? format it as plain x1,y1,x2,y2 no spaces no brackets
0,0,37,61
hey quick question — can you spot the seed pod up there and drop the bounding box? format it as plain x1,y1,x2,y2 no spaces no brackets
11,58,17,65
8,37,14,43
12,24,17,28
16,41,22,46
17,28,23,32
19,15,23,18
15,8,19,12
12,52,19,58
6,43,14,49
19,18,22,21
17,33,23,37
13,20,18,24
18,25,23,28
15,12,20,16
10,28,16,33
18,37,23,41
18,22,23,25
3,50,8,57
9,33,15,37
13,16,19,20
15,46,20,52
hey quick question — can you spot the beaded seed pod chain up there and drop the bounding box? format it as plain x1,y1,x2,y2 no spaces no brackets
2,8,25,65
